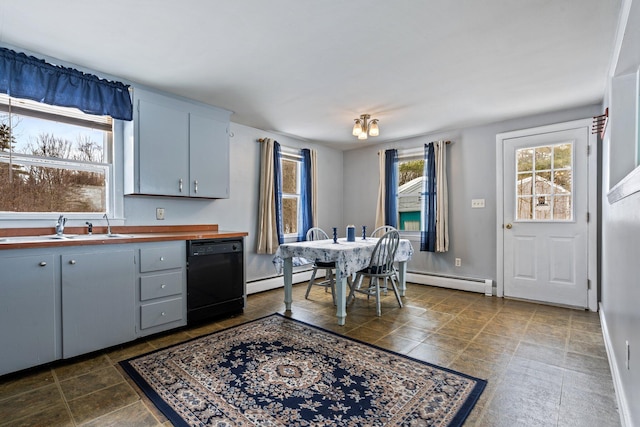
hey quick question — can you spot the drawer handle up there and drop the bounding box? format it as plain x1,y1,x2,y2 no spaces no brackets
160,257,165,261
161,312,166,316
39,261,47,267
69,260,76,265
161,284,166,289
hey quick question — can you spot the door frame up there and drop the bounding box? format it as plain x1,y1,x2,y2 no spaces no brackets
496,118,598,311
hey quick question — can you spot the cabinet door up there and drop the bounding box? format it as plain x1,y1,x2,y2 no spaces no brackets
62,250,135,358
189,112,230,198
138,98,190,196
0,254,57,375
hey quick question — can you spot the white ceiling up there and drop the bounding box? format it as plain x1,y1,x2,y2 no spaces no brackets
0,1,621,150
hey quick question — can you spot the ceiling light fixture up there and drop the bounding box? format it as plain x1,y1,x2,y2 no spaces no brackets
352,114,379,140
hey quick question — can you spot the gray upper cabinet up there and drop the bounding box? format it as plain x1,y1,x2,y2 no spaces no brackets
0,253,58,376
125,87,232,198
138,98,190,196
61,249,135,358
190,112,230,198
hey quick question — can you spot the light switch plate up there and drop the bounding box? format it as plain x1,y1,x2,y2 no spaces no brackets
156,208,165,220
471,199,485,208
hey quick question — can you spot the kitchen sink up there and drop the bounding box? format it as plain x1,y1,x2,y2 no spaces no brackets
65,234,134,239
0,234,134,243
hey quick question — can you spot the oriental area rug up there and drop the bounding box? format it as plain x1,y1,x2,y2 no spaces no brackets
120,314,486,426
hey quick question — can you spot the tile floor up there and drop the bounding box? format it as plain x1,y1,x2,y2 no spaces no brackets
0,283,620,426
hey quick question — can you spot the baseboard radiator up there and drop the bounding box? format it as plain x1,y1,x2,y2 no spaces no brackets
247,271,493,296
247,269,318,295
406,272,493,296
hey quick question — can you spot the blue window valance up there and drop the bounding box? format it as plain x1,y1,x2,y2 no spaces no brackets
0,47,132,121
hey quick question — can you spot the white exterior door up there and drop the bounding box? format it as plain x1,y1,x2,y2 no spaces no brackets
500,123,591,308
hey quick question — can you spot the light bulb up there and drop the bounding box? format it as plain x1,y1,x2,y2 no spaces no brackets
368,120,379,136
352,120,362,136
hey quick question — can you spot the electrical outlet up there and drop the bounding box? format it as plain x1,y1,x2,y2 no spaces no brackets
471,199,485,208
455,258,461,267
156,208,165,220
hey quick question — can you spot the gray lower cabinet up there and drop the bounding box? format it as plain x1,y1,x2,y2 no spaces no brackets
61,249,136,358
0,253,58,376
137,241,187,337
0,241,187,375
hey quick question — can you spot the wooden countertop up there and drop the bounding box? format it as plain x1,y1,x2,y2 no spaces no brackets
0,225,248,250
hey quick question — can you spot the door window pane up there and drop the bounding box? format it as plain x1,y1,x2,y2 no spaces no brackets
535,146,552,170
517,148,533,172
516,173,532,195
515,142,573,221
554,170,572,192
517,197,533,220
553,196,572,220
553,144,572,168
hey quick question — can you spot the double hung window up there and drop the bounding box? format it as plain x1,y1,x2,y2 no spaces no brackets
280,151,302,238
0,94,112,215
397,153,425,232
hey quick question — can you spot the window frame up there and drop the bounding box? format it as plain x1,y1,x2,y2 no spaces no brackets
0,94,116,220
514,141,574,222
279,148,303,241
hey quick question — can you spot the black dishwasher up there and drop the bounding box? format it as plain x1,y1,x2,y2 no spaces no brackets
187,238,244,324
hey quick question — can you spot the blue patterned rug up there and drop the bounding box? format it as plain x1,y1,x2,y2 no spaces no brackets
120,314,486,426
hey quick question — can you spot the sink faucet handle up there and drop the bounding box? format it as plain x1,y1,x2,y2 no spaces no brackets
85,221,93,235
56,215,66,235
103,213,112,235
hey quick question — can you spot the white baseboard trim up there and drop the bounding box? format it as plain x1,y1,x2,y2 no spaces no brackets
599,302,632,427
247,270,318,295
406,272,493,295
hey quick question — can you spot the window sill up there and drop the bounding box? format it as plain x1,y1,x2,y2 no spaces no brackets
607,164,640,204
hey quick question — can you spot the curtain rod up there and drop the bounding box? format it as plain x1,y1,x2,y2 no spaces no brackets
377,140,452,155
259,138,451,145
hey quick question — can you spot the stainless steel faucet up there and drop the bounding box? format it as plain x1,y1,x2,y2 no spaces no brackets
103,213,111,235
55,215,66,236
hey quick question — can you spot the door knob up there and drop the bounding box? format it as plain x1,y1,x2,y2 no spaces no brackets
505,223,513,229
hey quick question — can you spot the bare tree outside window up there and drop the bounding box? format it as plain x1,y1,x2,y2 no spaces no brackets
0,95,111,214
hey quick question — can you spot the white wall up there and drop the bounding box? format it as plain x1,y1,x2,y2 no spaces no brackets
343,105,601,284
599,0,640,424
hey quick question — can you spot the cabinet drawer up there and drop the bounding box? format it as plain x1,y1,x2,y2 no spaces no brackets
140,297,183,329
140,271,183,301
140,245,183,272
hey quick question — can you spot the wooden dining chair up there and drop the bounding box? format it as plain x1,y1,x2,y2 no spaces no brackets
369,225,398,294
348,229,403,316
305,227,336,305
370,225,397,238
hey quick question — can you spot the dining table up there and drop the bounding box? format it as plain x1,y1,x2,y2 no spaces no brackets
273,237,415,325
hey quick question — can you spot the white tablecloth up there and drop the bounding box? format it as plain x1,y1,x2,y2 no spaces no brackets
273,237,414,325
274,237,414,277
